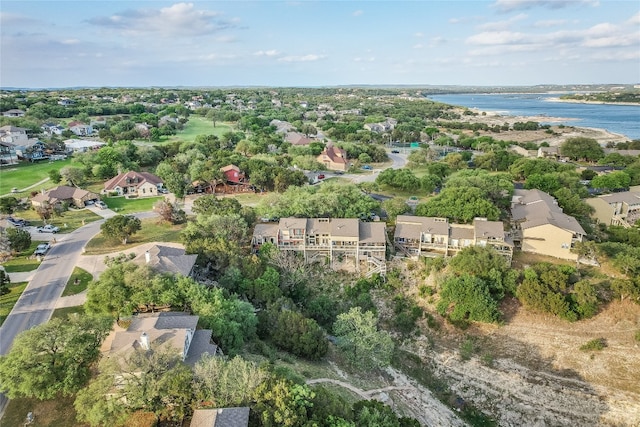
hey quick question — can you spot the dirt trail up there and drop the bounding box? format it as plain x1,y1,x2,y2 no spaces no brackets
307,369,468,427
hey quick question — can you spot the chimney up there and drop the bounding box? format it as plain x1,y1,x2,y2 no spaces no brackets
140,332,150,350
145,250,150,264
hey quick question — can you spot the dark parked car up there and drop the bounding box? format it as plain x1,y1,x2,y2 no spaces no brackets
391,150,400,153
7,217,28,227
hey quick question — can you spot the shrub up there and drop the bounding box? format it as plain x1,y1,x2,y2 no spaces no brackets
635,330,640,342
580,338,606,351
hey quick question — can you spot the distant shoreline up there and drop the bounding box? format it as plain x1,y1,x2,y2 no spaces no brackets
546,97,640,107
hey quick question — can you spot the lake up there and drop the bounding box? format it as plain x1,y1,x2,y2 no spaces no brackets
427,93,640,140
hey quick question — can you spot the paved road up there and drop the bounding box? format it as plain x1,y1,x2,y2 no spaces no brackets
0,210,156,418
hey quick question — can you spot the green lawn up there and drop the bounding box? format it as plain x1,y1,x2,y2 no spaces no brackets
0,158,73,195
18,208,102,232
0,282,28,326
0,394,84,427
51,305,85,320
103,195,163,213
84,217,184,255
62,267,93,297
167,117,233,142
1,241,42,273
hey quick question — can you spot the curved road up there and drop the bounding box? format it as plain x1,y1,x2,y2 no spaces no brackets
0,211,156,417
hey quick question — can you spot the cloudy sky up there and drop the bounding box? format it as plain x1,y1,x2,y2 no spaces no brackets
1,0,639,88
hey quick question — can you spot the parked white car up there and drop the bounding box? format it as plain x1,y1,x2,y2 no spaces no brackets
36,224,60,233
95,200,107,209
34,243,51,256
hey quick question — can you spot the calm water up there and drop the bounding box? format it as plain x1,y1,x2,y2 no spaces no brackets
427,93,640,140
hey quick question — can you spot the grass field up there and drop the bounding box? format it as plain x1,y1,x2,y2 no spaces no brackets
167,116,233,142
0,158,73,195
103,195,163,213
0,282,28,326
1,241,42,273
18,208,102,232
51,305,85,320
84,217,184,255
62,267,93,297
0,395,84,427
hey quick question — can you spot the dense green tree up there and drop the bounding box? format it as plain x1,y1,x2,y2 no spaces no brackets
590,171,631,191
0,197,18,214
75,348,194,426
353,400,420,427
333,307,394,370
560,137,604,162
193,355,267,408
0,270,10,296
0,316,112,400
6,227,31,252
437,274,501,324
448,246,518,298
100,215,142,244
269,309,328,360
60,166,85,187
252,377,316,427
415,187,500,222
48,169,62,184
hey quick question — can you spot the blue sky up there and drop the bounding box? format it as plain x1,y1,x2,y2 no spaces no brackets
1,0,639,88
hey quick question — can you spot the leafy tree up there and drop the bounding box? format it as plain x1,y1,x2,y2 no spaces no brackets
269,309,328,360
192,195,242,216
448,246,518,298
101,215,142,244
60,166,85,187
333,307,394,370
193,355,267,408
590,171,631,191
415,187,500,222
75,347,194,426
437,274,501,324
48,169,62,184
353,400,420,427
252,377,315,427
6,227,31,252
560,137,604,162
0,197,18,214
0,316,112,400
153,199,186,224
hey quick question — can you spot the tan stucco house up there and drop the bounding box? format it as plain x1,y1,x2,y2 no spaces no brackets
31,185,98,208
317,144,348,171
586,190,640,227
103,171,164,197
511,189,585,261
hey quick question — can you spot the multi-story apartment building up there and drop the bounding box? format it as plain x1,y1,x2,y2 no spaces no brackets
252,217,386,276
394,215,513,261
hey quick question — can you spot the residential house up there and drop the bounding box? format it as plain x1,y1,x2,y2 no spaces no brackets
133,244,198,277
252,217,386,276
2,109,25,117
364,119,396,133
537,146,560,159
317,144,348,172
103,171,164,197
394,215,513,261
100,312,219,366
67,121,93,136
31,185,98,208
58,98,74,106
269,119,294,134
285,131,312,146
0,142,18,165
214,164,253,194
41,123,65,136
190,407,250,427
0,125,29,144
64,139,106,153
586,190,640,227
511,189,585,261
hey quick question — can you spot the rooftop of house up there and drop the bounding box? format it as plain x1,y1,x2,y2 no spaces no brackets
599,191,640,206
330,218,360,238
396,215,450,236
190,407,250,427
132,244,198,277
511,189,585,235
104,171,163,190
31,185,96,203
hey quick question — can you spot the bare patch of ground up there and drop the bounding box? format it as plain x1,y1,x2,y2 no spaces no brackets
449,107,630,146
383,260,640,426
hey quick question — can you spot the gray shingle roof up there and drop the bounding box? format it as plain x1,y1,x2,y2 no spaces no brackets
190,407,250,427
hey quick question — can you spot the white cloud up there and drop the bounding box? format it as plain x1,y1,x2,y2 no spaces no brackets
478,13,527,31
278,54,326,62
492,0,599,13
353,10,364,17
88,2,235,37
412,44,423,49
414,32,424,38
466,31,529,45
61,39,81,45
628,12,640,25
429,36,447,47
534,19,567,28
353,56,375,62
254,50,280,57
0,12,41,27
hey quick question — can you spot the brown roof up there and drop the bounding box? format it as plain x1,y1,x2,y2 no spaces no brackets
285,132,312,146
450,224,474,240
331,218,360,238
396,215,449,236
220,164,240,173
473,218,504,240
320,145,347,165
511,189,585,235
133,244,197,276
104,171,163,191
599,191,640,206
359,222,386,244
279,217,307,231
32,185,97,204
